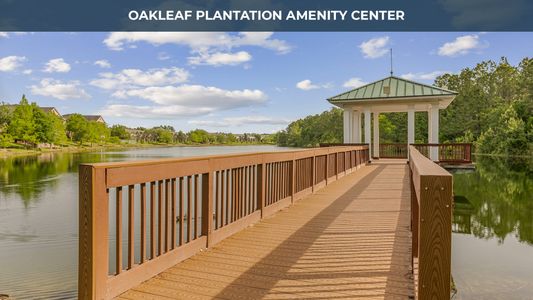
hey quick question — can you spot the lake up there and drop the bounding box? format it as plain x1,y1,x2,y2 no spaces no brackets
451,155,533,299
0,147,531,299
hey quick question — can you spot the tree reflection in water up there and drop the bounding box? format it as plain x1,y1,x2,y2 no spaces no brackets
452,155,533,245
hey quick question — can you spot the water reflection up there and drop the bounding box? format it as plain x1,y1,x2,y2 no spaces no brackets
452,156,533,245
451,155,533,299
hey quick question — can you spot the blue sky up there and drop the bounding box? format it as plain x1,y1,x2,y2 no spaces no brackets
0,32,532,133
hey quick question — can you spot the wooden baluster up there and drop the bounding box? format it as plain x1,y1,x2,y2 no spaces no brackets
140,183,146,263
165,179,170,252
116,187,123,274
195,175,200,239
127,185,134,269
187,176,192,242
158,180,163,255
224,170,229,226
171,178,176,250
179,177,184,246
215,171,220,229
202,172,213,247
150,182,156,259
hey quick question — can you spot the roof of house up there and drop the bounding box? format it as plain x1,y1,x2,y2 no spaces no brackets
327,76,457,103
63,114,105,122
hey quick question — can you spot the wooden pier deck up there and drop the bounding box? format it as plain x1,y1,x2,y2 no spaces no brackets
117,160,413,299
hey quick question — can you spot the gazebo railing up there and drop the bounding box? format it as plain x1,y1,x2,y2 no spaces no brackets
379,143,408,158
412,143,472,163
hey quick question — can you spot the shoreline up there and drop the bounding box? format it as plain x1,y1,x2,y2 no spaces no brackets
0,142,275,159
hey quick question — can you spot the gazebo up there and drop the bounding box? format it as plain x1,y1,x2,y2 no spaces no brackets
327,76,457,161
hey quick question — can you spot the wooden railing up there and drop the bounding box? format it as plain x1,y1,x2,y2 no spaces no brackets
409,146,453,299
413,143,472,163
78,145,370,299
380,143,408,158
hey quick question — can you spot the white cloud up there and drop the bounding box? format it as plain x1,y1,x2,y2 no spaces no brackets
438,35,484,56
400,71,450,81
90,67,189,90
0,32,8,38
189,116,289,127
43,58,71,73
296,79,332,91
30,79,90,100
359,36,390,59
22,69,33,75
343,77,367,88
100,84,267,119
0,55,26,72
103,32,291,54
188,51,252,66
94,59,111,68
296,79,318,90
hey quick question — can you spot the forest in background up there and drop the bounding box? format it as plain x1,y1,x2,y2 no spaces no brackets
276,57,533,156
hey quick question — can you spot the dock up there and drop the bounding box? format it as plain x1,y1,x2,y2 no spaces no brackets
78,146,453,300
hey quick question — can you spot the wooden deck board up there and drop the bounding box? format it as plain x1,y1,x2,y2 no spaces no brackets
119,161,413,299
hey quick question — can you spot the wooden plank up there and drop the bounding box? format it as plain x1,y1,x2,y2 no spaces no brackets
179,177,184,247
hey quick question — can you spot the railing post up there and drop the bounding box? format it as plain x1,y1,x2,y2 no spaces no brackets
201,171,213,247
257,163,265,218
418,172,453,299
78,165,109,300
465,144,472,163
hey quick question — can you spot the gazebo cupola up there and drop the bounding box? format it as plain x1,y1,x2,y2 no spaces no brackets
327,76,457,161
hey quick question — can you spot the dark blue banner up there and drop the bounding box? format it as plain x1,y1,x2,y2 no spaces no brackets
1,0,532,31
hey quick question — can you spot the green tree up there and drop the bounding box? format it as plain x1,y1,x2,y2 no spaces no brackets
110,124,130,140
7,95,37,146
66,114,89,144
188,129,210,144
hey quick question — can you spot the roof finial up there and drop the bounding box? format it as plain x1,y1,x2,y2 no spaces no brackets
390,48,393,76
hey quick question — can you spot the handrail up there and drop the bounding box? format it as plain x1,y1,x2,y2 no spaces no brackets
78,145,370,299
408,146,453,299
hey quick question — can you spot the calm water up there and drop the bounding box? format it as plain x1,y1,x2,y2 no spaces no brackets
1,148,531,299
0,145,292,299
451,156,533,299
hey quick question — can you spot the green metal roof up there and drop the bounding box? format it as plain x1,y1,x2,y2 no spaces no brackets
328,76,457,102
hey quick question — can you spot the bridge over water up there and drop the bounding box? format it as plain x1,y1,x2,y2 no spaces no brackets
78,145,453,300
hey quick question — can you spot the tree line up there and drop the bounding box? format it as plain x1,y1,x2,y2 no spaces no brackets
0,96,274,149
276,57,532,156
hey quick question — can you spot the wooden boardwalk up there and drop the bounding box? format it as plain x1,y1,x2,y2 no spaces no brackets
117,161,413,299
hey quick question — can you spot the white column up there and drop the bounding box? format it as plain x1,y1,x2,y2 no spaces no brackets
364,109,372,160
429,104,439,161
351,111,361,143
343,109,352,143
427,109,433,143
407,106,415,158
353,111,362,143
373,112,380,158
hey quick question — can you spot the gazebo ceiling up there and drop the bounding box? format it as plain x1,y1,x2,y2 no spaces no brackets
328,76,457,111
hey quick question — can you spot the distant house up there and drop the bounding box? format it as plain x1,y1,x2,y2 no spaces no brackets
63,114,106,123
4,104,63,119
